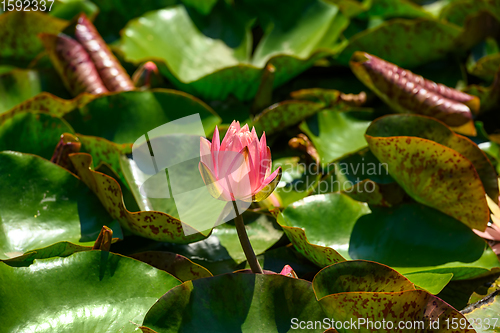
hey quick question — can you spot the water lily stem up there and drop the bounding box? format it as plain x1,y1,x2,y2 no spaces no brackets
233,202,263,274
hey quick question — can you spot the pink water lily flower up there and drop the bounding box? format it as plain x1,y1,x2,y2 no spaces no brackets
199,121,281,202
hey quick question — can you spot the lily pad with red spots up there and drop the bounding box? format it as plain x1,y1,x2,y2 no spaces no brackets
313,262,475,332
365,135,489,231
337,18,464,68
366,114,498,203
69,153,209,243
312,260,416,299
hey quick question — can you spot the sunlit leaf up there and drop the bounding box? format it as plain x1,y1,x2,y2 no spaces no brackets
119,4,348,100
69,153,209,243
365,135,489,230
313,260,416,299
0,152,120,259
299,110,371,166
366,114,498,203
279,193,370,262
0,251,180,332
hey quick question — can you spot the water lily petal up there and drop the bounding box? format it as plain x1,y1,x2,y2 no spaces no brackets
253,167,282,202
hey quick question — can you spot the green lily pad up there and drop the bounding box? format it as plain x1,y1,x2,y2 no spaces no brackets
312,261,473,331
141,273,327,332
114,233,240,275
439,0,500,27
395,246,500,281
464,71,500,114
63,89,221,143
77,134,131,186
251,1,348,67
1,241,93,267
365,135,489,230
299,110,371,166
342,180,406,207
318,289,475,332
277,213,347,268
349,203,499,276
0,151,119,259
480,141,500,174
119,4,348,100
50,0,99,21
366,114,498,204
0,69,69,113
0,251,181,332
90,0,177,39
463,290,500,333
337,18,463,68
313,260,416,299
236,245,321,279
404,271,454,295
69,153,209,243
279,193,371,261
468,52,500,81
253,100,325,136
272,157,319,207
312,260,453,296
316,148,396,199
212,212,283,263
1,92,97,119
130,251,213,281
49,0,99,20
0,11,68,67
0,112,74,160
357,0,433,20
181,0,218,15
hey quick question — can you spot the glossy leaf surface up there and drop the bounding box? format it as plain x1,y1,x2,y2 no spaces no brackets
0,251,181,332
69,153,209,243
141,273,327,332
366,114,498,202
299,110,371,166
365,135,489,230
0,152,119,259
279,193,370,261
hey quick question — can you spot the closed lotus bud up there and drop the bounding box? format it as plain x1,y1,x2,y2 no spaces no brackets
350,52,480,127
74,14,134,92
132,61,162,88
40,33,109,96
